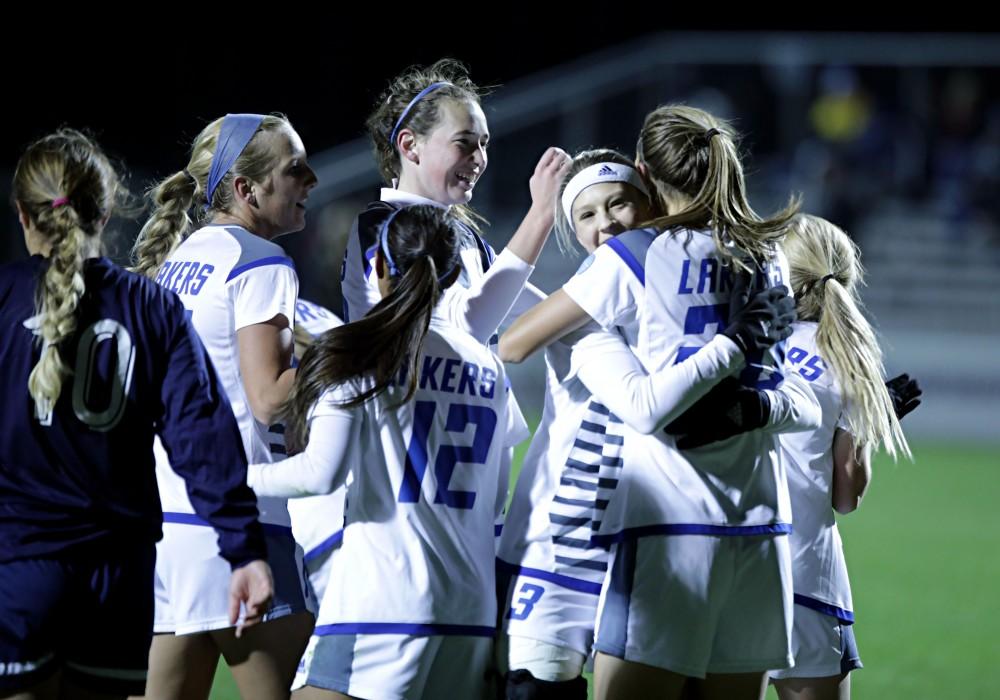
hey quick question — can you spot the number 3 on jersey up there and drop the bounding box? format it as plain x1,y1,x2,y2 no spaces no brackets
397,401,498,509
508,582,545,621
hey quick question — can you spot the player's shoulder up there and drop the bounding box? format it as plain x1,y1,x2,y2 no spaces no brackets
576,228,659,287
202,225,296,283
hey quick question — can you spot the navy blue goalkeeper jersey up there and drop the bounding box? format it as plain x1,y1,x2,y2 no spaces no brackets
0,256,265,566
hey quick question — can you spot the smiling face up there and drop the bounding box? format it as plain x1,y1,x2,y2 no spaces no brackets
570,181,652,253
251,127,317,238
397,98,489,205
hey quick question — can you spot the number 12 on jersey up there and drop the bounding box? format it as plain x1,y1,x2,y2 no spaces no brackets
397,401,498,509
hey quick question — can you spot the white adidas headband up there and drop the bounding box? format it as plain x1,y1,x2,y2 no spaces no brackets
560,162,650,226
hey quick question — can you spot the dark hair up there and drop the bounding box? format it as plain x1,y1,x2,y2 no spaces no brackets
284,204,462,452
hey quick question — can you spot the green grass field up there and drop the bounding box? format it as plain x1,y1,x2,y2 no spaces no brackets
209,440,999,699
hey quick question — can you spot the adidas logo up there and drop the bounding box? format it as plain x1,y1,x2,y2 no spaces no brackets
597,165,616,177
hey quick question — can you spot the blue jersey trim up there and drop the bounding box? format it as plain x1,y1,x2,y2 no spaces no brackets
363,243,378,278
605,237,645,286
496,558,602,595
162,511,293,538
494,523,503,537
226,256,295,282
591,521,792,546
303,530,344,563
794,594,855,625
314,622,496,637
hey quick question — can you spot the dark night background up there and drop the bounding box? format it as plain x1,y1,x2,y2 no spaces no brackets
3,20,999,698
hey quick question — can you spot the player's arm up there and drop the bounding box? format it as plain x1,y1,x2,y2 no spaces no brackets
499,289,591,363
248,404,358,498
447,148,569,344
238,315,296,426
761,374,822,434
831,428,871,514
574,329,743,435
832,373,921,514
502,147,571,265
157,301,267,568
503,282,546,326
504,228,652,364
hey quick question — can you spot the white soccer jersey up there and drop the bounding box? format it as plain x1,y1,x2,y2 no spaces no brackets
340,188,544,342
499,256,759,654
289,300,347,573
294,297,343,338
152,224,298,527
250,315,529,634
779,321,855,622
563,227,794,541
496,326,626,652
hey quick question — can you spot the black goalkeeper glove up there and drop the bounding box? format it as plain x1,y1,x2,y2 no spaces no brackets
721,284,797,357
886,373,922,420
664,378,771,449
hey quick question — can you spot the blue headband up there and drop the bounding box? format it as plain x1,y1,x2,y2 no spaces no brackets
389,82,452,150
378,206,457,283
205,113,266,207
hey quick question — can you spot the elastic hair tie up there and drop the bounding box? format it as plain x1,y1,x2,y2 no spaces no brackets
702,128,721,146
803,273,838,296
51,197,70,209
